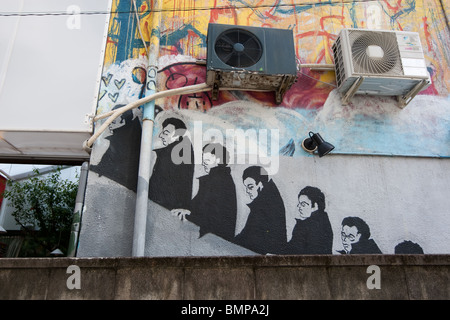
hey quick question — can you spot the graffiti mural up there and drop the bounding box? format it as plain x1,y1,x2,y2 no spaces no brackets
148,117,195,209
338,216,382,254
235,166,287,254
173,143,238,241
283,186,333,255
90,105,142,192
95,0,450,157
80,0,450,257
159,62,214,111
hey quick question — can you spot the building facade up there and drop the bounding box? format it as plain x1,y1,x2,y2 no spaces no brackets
77,0,450,257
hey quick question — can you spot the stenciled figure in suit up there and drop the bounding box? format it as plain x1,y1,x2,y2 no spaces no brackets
172,143,237,242
338,216,382,254
235,166,287,254
283,186,333,254
90,105,141,192
149,117,194,210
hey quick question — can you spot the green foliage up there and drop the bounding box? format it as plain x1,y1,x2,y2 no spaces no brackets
2,167,79,256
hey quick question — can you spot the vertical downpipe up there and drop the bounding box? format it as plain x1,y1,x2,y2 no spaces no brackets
132,2,161,257
67,162,89,257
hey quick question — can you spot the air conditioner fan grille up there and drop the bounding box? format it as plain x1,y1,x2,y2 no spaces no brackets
349,30,403,76
214,28,263,68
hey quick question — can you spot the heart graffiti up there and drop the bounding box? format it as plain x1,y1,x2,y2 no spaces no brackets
98,90,107,101
102,73,112,87
108,92,119,102
114,78,126,90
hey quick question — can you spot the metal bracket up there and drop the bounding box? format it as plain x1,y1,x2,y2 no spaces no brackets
275,74,297,105
84,113,94,131
211,72,221,101
397,79,430,109
341,76,364,105
274,91,282,104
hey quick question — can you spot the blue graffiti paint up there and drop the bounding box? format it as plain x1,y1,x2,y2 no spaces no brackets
379,0,417,27
159,25,207,53
348,2,358,28
292,105,450,158
230,0,340,20
111,0,149,63
280,138,295,156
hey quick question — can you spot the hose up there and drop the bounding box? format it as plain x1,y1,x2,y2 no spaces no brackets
83,82,211,152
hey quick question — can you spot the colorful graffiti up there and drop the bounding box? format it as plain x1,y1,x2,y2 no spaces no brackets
102,0,449,98
95,0,450,157
80,0,450,258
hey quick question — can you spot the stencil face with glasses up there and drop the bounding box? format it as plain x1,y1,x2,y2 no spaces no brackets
341,225,361,253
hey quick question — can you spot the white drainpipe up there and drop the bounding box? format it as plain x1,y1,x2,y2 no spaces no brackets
132,2,162,257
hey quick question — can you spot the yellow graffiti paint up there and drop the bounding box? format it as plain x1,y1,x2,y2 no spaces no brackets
102,0,449,98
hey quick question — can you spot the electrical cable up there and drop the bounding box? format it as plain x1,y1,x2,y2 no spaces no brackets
84,82,211,152
296,58,337,87
299,63,335,70
86,55,338,152
298,71,337,87
85,82,276,152
0,1,390,17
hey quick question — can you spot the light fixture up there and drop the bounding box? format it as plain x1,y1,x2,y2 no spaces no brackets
50,248,64,256
301,131,335,157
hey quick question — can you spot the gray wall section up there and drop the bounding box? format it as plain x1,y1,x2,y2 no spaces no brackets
145,200,258,256
77,172,135,257
77,172,257,257
77,154,450,257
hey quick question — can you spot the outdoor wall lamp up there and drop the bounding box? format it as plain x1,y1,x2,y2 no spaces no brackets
301,131,335,157
50,248,64,256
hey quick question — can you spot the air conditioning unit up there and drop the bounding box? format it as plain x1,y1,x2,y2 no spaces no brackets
332,28,431,108
206,23,298,104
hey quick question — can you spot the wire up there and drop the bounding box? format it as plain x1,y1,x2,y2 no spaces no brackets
296,58,337,87
0,1,387,17
298,71,337,88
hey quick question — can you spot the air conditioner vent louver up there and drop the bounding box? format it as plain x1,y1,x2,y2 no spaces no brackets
215,28,263,68
349,30,403,76
333,36,345,88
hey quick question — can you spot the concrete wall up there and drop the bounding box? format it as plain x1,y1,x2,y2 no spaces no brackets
77,0,450,258
1,255,449,300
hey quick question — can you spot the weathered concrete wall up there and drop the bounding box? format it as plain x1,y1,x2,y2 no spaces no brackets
1,255,449,300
